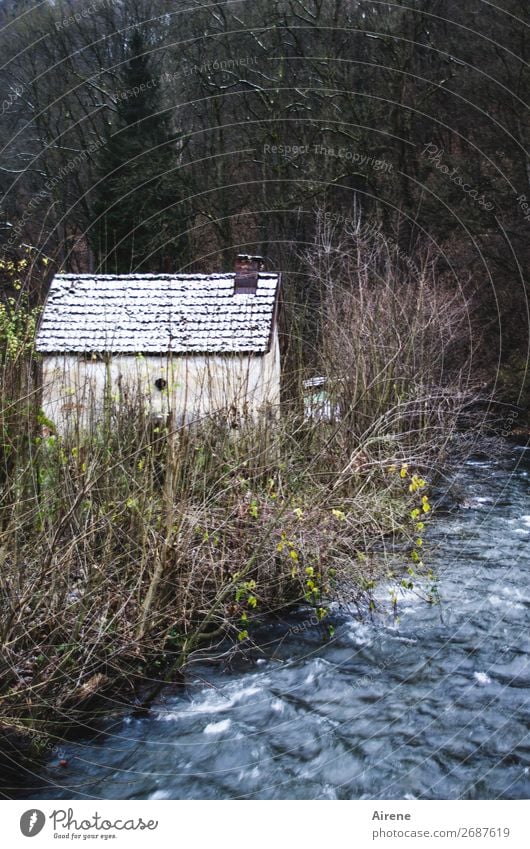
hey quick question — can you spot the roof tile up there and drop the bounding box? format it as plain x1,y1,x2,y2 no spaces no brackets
36,273,280,354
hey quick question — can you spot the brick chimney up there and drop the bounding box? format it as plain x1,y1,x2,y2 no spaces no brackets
234,254,265,294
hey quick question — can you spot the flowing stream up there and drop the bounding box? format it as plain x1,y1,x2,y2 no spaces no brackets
23,444,530,799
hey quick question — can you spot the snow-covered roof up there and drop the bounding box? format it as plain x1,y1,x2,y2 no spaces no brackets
36,273,280,354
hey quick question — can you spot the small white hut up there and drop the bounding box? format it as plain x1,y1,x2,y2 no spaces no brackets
36,256,281,431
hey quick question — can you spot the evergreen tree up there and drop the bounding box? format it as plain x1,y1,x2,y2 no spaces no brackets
92,29,189,273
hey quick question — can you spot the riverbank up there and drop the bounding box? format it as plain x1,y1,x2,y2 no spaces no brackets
12,443,530,800
1,398,438,770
